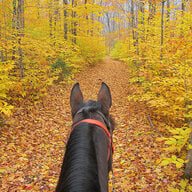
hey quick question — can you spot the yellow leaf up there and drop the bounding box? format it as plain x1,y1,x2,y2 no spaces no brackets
161,159,171,166
176,162,183,168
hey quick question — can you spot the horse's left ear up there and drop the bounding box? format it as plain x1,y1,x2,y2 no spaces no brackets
70,83,83,117
97,82,112,114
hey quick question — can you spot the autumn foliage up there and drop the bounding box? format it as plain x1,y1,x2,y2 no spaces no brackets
111,0,192,187
0,0,105,117
1,0,192,191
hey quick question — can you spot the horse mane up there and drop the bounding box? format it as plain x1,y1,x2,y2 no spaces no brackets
56,123,100,192
56,100,114,192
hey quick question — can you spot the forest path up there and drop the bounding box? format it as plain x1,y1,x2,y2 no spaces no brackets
71,56,165,191
1,56,167,192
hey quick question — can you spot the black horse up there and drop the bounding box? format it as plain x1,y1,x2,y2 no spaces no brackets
56,82,115,192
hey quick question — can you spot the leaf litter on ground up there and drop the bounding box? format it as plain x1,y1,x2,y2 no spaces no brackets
0,57,185,191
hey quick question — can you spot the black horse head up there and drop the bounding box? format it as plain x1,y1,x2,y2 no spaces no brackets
70,82,114,129
56,82,115,192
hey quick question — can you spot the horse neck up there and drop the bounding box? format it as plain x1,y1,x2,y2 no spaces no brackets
56,124,109,192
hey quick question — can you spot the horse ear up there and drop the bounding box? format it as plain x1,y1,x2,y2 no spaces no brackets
70,83,83,116
97,82,112,114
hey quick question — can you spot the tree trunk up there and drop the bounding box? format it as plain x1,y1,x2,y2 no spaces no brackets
63,0,68,40
182,0,187,12
131,0,135,40
135,1,140,82
12,0,17,32
160,0,165,60
0,24,3,62
49,1,53,38
53,0,59,46
148,0,156,22
91,0,95,36
37,0,40,18
20,0,24,29
167,0,170,22
105,12,111,54
1,51,4,62
181,0,188,36
85,0,89,35
139,0,145,41
135,2,139,57
181,0,192,179
1,6,8,62
139,0,145,65
12,0,16,60
71,0,77,44
17,0,24,78
139,0,144,25
182,122,192,179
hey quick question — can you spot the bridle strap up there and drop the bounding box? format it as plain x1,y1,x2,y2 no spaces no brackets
72,119,113,161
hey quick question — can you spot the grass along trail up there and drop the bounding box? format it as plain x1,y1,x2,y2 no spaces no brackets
1,56,175,191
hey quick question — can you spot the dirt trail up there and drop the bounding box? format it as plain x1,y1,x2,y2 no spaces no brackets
72,56,164,191
1,56,165,192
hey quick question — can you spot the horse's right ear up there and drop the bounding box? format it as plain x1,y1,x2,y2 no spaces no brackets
70,83,83,117
97,82,112,115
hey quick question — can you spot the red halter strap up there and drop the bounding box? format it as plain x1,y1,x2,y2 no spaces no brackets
72,119,113,161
